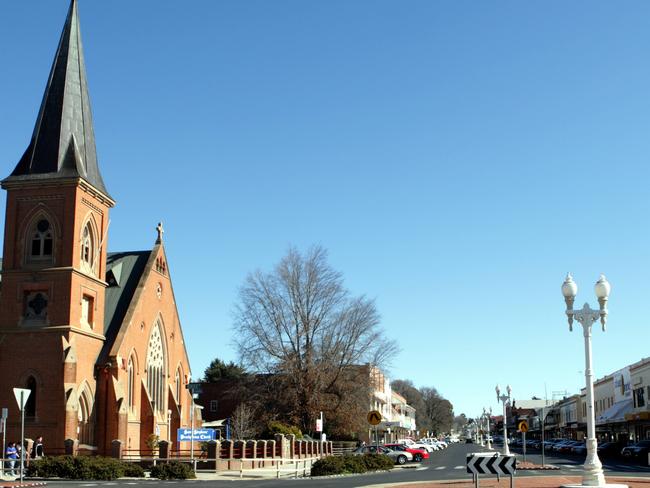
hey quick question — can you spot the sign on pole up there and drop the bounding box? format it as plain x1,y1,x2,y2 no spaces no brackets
13,388,31,411
177,428,216,442
1,408,7,419
367,410,382,426
185,382,202,394
518,420,528,433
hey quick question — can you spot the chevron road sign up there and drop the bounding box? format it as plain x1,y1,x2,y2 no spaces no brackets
467,452,516,475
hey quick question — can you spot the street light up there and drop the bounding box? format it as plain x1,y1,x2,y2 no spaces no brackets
483,407,492,450
496,384,511,455
561,273,623,488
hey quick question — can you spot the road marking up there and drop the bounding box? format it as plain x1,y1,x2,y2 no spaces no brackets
435,466,446,470
454,465,464,469
80,485,97,487
416,467,429,471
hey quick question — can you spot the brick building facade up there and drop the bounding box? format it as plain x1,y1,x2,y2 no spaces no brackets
0,0,194,455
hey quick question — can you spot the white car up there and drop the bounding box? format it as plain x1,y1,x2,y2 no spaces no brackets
397,438,435,453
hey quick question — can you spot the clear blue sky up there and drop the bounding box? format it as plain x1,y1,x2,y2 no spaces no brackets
2,1,650,420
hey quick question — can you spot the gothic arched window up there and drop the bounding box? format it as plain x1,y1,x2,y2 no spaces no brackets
127,356,135,412
28,219,53,262
78,388,95,446
80,222,96,275
146,321,166,415
175,367,182,404
25,376,37,418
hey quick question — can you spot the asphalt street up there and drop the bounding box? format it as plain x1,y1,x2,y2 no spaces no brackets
35,443,650,488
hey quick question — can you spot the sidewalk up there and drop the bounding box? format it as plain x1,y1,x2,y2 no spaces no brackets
380,476,650,488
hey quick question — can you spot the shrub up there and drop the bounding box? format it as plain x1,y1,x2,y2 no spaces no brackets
121,462,145,478
310,454,393,476
360,453,394,471
150,461,195,480
27,456,146,480
266,421,303,439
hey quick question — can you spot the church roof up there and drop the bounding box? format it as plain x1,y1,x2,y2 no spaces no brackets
4,0,109,197
104,251,151,339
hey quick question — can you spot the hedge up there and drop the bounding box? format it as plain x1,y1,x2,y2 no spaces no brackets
27,456,145,480
150,461,195,480
311,454,393,476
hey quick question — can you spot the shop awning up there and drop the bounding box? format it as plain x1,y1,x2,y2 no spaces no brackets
596,399,633,425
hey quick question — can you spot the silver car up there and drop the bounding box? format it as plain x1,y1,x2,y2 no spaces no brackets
352,445,413,465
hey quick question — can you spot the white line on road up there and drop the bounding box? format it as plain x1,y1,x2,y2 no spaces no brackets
454,465,464,469
435,466,445,470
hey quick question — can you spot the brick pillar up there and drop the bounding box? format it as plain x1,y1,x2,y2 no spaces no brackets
235,440,246,459
111,439,123,459
287,434,296,459
207,440,219,471
268,439,276,459
64,438,78,456
258,440,267,460
274,434,285,459
222,440,234,470
159,440,170,460
247,440,257,467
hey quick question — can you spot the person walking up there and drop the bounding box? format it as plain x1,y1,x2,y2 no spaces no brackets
32,437,43,460
5,442,17,476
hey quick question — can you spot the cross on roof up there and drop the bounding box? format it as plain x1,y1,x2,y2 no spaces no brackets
156,222,164,243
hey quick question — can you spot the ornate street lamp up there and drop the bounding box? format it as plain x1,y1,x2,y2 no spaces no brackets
496,384,512,455
561,273,625,488
483,407,493,450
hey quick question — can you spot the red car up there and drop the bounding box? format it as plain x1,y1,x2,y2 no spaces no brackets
384,443,429,462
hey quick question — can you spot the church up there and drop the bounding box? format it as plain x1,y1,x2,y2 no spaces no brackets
0,0,194,456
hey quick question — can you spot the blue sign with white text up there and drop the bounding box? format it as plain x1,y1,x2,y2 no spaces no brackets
177,428,216,442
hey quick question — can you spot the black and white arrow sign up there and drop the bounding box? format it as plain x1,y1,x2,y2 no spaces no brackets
466,453,516,475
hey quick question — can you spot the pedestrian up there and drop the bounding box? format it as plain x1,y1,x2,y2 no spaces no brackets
5,442,17,476
32,437,43,460
15,442,22,472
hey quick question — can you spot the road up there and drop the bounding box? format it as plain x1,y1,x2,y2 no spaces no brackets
38,443,650,488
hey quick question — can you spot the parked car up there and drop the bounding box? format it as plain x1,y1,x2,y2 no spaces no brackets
571,441,587,455
352,445,413,465
398,438,434,453
597,442,621,458
385,443,429,462
621,440,650,459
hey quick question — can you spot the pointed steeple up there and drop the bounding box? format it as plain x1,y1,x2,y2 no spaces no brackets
5,0,109,197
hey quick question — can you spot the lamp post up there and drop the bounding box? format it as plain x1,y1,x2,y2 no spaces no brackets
496,384,511,455
561,273,622,488
478,417,484,446
483,407,492,450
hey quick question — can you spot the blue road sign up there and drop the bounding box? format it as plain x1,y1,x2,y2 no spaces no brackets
177,428,216,442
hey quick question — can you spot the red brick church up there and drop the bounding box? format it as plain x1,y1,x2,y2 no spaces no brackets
0,0,194,455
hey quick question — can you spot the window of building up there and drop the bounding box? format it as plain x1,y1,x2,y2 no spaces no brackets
81,295,94,328
24,291,48,322
175,368,182,404
80,222,96,275
25,376,36,418
210,400,218,413
127,357,135,412
78,389,95,446
634,387,645,408
146,321,166,415
29,219,53,262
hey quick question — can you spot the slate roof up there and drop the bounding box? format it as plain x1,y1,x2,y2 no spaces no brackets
4,0,109,197
102,251,151,356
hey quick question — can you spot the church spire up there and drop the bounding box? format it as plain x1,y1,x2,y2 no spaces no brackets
6,0,109,197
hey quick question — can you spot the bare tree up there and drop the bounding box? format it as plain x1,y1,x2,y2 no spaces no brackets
234,245,398,434
421,387,454,434
231,402,257,440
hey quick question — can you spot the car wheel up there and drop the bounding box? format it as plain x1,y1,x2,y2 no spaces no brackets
414,454,422,462
397,455,407,465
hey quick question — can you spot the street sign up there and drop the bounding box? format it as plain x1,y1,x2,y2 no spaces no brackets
467,452,516,475
367,410,382,425
13,388,31,411
177,428,216,442
518,420,528,432
185,382,202,394
316,418,323,432
1,408,7,419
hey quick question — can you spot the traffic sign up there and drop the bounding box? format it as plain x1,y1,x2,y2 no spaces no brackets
177,428,216,442
13,388,31,411
518,420,528,433
185,382,202,394
367,410,382,425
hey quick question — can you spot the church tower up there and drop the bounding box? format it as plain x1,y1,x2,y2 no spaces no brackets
0,0,114,448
